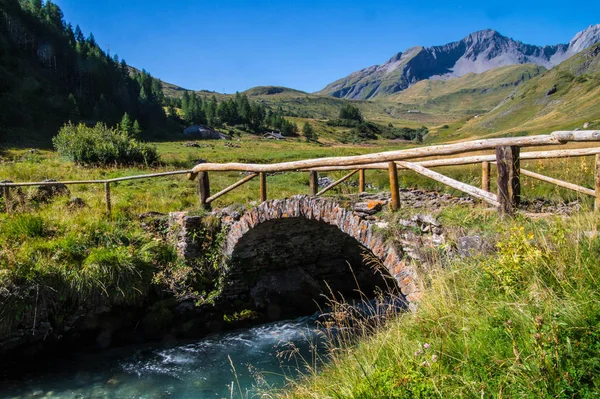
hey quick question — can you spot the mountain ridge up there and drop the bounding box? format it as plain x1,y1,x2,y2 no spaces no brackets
319,25,600,100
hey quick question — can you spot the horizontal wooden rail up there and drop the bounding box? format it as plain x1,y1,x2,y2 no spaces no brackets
306,147,600,172
3,130,600,216
107,170,191,183
0,170,192,187
190,131,600,174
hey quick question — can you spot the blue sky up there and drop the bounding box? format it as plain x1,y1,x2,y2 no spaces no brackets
53,0,600,93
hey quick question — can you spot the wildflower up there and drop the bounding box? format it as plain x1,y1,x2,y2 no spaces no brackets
431,354,438,362
424,343,430,350
421,361,430,367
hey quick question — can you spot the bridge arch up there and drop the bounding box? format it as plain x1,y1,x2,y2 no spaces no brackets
219,196,420,319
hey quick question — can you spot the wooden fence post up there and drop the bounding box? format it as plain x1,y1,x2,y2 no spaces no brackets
595,154,600,212
309,171,318,196
2,185,11,214
482,161,491,192
104,182,111,215
198,171,211,210
259,172,267,202
359,169,366,193
388,162,400,211
496,146,520,215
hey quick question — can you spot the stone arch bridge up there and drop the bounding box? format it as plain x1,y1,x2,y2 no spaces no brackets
169,194,456,319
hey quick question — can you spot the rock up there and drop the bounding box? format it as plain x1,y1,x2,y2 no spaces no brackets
546,85,557,96
183,125,231,140
30,179,70,203
583,122,591,129
221,205,244,221
458,235,486,257
183,142,200,147
318,176,334,188
67,197,86,209
411,214,440,227
353,201,384,215
139,212,167,235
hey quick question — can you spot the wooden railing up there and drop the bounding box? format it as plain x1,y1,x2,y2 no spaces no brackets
2,130,600,215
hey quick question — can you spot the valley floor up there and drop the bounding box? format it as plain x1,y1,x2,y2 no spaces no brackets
1,138,600,397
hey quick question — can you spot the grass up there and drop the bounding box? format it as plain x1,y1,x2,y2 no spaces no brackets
386,64,545,116
2,136,600,394
275,207,600,398
449,43,600,142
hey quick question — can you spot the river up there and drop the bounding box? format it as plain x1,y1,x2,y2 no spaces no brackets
0,316,325,399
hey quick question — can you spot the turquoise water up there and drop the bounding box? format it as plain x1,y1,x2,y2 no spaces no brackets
0,316,324,399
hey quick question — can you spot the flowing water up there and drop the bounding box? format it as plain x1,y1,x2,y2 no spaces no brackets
0,316,325,399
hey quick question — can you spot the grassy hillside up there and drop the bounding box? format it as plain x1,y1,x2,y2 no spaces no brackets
279,208,600,398
440,42,600,142
386,64,545,115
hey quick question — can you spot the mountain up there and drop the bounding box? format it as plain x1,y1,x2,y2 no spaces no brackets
319,25,600,100
0,0,176,145
388,64,545,115
433,42,600,142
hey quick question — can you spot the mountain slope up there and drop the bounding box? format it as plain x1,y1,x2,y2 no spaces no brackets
388,64,545,114
0,0,173,144
319,25,600,100
439,42,600,141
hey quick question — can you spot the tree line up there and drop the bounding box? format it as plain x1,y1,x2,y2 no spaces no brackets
176,91,299,136
0,0,175,142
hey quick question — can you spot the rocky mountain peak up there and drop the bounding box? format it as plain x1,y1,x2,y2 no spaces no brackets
467,29,501,43
319,25,600,100
569,24,600,53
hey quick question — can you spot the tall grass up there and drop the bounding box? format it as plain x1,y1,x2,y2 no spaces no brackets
277,210,600,398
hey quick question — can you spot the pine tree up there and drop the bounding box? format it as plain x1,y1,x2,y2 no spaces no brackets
120,113,132,135
74,25,84,42
28,0,42,15
132,120,142,138
67,93,79,117
167,105,178,120
302,122,315,141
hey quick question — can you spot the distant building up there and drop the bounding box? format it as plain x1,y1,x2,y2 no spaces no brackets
263,131,285,140
183,125,231,140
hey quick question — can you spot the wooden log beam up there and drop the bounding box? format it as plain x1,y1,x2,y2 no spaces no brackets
309,171,319,196
316,170,359,196
496,146,520,215
3,186,11,214
518,167,595,197
108,170,192,183
259,172,267,202
198,172,211,210
482,161,491,192
206,173,258,204
398,161,500,207
104,182,112,215
388,162,400,211
596,154,600,212
359,169,366,193
191,132,600,174
305,147,600,172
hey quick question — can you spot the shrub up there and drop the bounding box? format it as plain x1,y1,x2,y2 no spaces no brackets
52,122,159,166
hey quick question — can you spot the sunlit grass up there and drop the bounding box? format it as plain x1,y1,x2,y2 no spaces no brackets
275,209,600,398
